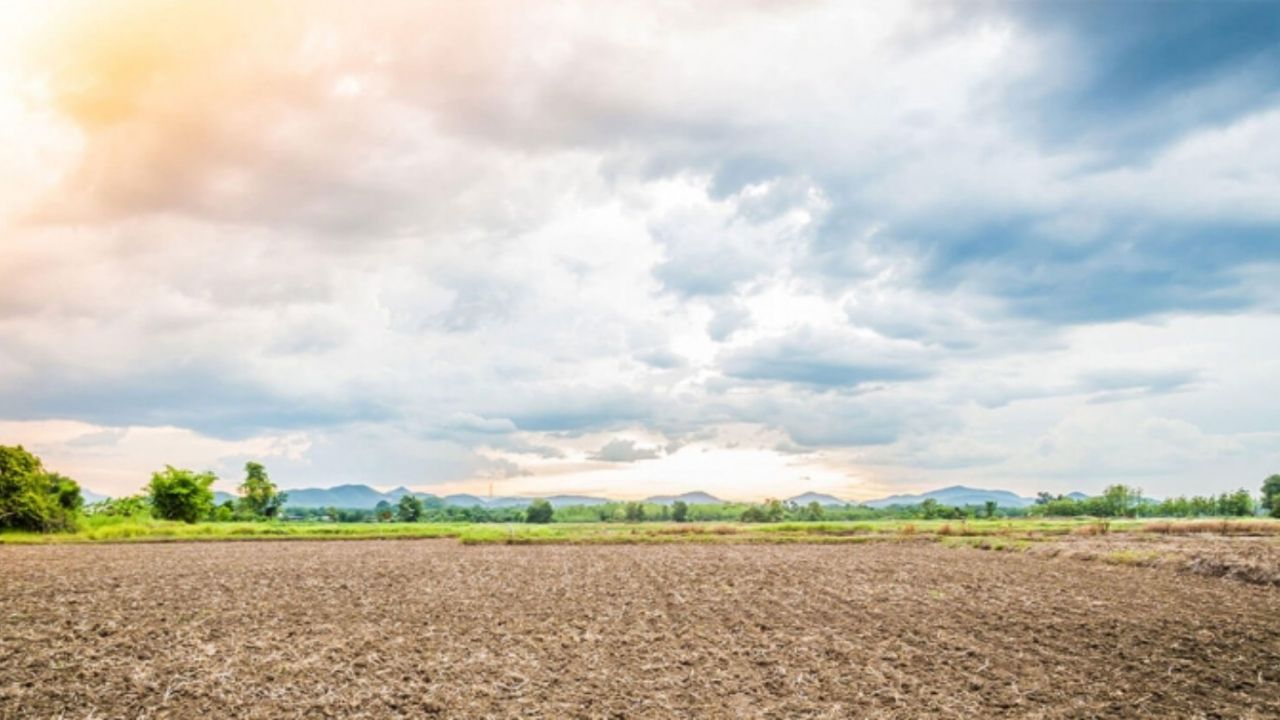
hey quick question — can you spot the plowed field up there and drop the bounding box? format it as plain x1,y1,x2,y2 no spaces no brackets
3,541,1278,718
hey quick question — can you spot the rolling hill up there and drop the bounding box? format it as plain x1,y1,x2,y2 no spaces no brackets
643,491,725,505
862,485,1035,509
785,492,849,506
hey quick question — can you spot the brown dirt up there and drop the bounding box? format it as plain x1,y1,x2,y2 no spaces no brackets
2,541,1279,719
1029,535,1280,587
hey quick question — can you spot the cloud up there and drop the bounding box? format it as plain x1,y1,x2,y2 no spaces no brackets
1006,1,1280,160
634,349,687,370
588,438,661,463
1078,368,1201,403
0,0,1277,498
444,413,518,435
707,300,753,342
720,328,933,388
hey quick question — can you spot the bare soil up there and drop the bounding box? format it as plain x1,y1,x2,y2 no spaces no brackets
2,541,1279,719
1030,534,1280,587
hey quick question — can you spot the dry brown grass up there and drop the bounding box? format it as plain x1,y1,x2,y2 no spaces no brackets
1143,520,1280,536
1073,519,1112,536
651,524,740,536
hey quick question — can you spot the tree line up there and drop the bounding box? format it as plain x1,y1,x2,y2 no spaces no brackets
4,444,1280,532
1027,484,1261,519
0,446,290,529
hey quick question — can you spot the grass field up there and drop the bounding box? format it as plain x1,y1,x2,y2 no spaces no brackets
3,515,1279,545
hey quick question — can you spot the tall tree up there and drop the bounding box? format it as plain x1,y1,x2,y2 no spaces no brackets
1262,474,1280,518
396,494,424,522
1101,485,1142,518
237,461,287,519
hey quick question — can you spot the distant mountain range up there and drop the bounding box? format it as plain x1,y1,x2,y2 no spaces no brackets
281,484,390,509
268,486,620,510
79,483,1088,510
861,485,1036,509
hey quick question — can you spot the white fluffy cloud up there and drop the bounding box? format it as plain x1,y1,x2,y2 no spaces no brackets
1,0,1277,499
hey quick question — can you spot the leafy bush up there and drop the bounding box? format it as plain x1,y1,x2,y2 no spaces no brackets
210,501,236,522
525,498,554,523
146,466,216,523
0,445,82,532
86,494,149,518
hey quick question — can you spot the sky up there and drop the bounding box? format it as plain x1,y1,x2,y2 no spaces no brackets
1,0,1278,501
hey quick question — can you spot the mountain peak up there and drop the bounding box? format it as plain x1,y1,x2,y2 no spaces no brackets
643,491,724,505
785,491,848,506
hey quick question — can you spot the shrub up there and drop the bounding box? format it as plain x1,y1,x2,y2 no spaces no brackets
210,501,235,522
86,494,149,518
525,498,554,524
0,445,82,532
146,466,216,523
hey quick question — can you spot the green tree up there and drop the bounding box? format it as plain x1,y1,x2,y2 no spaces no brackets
237,461,287,519
805,501,825,521
396,494,424,522
1101,485,1142,518
984,500,997,519
624,501,646,522
526,498,554,523
374,500,393,522
0,445,82,532
1220,488,1255,517
146,466,216,523
1263,475,1280,519
672,500,689,522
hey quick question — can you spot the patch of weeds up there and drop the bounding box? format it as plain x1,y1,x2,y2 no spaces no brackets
1103,549,1162,566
